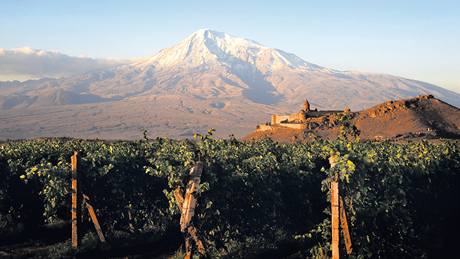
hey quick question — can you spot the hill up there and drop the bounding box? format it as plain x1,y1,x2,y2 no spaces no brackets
244,95,460,142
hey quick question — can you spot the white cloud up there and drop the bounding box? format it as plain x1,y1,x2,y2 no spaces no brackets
0,47,129,81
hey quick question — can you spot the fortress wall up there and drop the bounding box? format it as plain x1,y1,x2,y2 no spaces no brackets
271,115,291,124
258,123,306,131
278,123,307,130
288,113,305,122
272,113,305,124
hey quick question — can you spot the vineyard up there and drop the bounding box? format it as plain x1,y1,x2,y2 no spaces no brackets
0,133,459,258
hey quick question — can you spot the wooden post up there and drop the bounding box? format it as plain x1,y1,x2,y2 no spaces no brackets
83,194,106,242
180,161,203,232
340,197,353,255
329,154,353,258
184,237,192,259
178,162,205,259
331,180,340,259
174,187,185,208
188,226,205,254
71,152,80,250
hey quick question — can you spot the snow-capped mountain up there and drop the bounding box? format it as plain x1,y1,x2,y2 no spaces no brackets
135,29,322,70
0,29,459,139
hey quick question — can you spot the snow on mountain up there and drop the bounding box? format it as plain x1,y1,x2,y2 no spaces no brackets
135,29,323,71
0,29,459,139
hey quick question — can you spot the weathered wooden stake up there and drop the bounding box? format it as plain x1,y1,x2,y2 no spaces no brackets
184,237,192,259
180,161,203,232
83,194,106,242
71,152,80,250
187,225,205,254
328,154,353,258
176,162,205,259
174,187,185,208
340,196,352,255
331,180,340,259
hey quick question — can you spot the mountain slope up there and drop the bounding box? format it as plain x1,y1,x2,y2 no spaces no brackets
0,29,459,139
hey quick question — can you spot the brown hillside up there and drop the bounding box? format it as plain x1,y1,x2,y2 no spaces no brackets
243,95,460,142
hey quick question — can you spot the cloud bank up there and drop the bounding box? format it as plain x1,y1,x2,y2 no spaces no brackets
0,47,128,81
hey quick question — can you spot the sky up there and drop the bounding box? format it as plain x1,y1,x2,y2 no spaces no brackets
1,0,459,92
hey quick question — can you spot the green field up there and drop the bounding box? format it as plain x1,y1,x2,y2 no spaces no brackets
1,135,459,258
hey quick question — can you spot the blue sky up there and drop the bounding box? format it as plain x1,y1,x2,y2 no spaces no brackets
1,0,459,92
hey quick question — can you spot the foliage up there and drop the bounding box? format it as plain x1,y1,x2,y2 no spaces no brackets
0,137,459,258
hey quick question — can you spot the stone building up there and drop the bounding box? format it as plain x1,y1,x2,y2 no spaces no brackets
257,98,345,132
270,99,312,125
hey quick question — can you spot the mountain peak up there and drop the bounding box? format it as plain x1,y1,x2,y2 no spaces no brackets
190,28,224,37
186,29,261,46
135,29,320,71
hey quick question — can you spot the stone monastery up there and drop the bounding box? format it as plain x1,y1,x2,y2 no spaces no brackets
256,99,348,131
